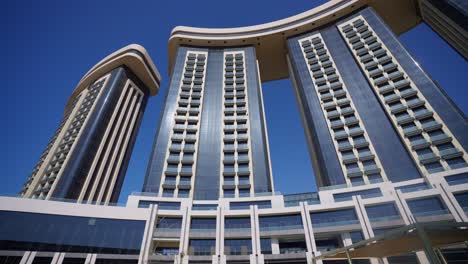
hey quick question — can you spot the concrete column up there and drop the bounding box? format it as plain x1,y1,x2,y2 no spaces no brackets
353,196,374,238
270,238,280,254
216,206,224,256
25,251,36,264
250,205,262,264
84,254,93,264
437,183,467,222
19,251,32,264
300,202,316,253
52,253,65,264
139,204,158,264
179,206,191,257
89,254,97,264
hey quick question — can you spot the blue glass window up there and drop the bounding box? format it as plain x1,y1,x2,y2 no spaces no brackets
225,217,251,230
333,188,382,202
407,196,449,217
190,218,216,231
260,238,272,254
138,201,181,210
310,208,359,228
259,214,303,231
192,204,218,210
365,203,401,222
0,211,145,254
188,239,215,256
396,182,431,193
230,200,271,210
445,173,468,186
224,239,252,255
454,192,468,213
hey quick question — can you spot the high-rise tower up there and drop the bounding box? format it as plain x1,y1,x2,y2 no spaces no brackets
20,45,161,204
144,47,273,200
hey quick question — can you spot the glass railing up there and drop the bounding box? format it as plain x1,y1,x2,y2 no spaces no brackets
280,248,307,254
312,219,359,228
413,209,450,217
368,215,401,222
259,224,304,231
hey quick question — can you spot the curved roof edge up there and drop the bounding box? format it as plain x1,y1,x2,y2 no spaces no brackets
66,44,161,112
168,0,420,82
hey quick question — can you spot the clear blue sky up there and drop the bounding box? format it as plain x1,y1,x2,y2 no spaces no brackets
2,0,467,203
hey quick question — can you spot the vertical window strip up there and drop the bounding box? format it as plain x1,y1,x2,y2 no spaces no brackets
222,51,253,198
298,33,387,186
22,94,82,196
160,51,208,198
35,75,110,199
338,16,467,175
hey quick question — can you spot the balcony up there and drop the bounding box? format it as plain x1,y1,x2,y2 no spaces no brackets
418,153,440,164
180,168,193,177
430,134,451,145
330,82,342,90
440,148,463,159
334,130,348,140
223,168,236,176
333,89,346,97
347,168,363,177
327,110,340,119
358,151,374,161
399,87,417,98
414,109,433,120
364,60,378,70
323,101,335,109
348,127,364,136
369,68,383,78
335,99,350,108
353,139,369,148
410,139,431,150
223,180,236,189
396,114,414,125
338,142,353,151
403,126,422,137
330,120,344,129
340,107,354,116
393,78,409,88
406,98,425,109
377,55,392,64
422,121,442,132
382,63,397,72
345,117,359,126
390,104,407,114
384,93,400,104
363,165,380,174
342,153,358,164
238,167,250,176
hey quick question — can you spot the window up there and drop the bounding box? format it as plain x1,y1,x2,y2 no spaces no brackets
445,173,468,185
407,196,448,217
225,217,250,230
224,239,252,255
190,218,216,231
365,203,401,222
454,193,468,213
259,214,303,231
230,200,271,210
0,211,145,254
333,188,382,202
156,218,182,230
310,208,359,228
137,201,180,210
188,239,215,256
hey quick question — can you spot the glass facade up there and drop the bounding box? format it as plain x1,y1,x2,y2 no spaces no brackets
407,196,449,217
224,239,252,255
365,203,401,222
310,208,359,228
188,239,216,255
0,211,145,254
333,188,382,202
259,214,303,231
